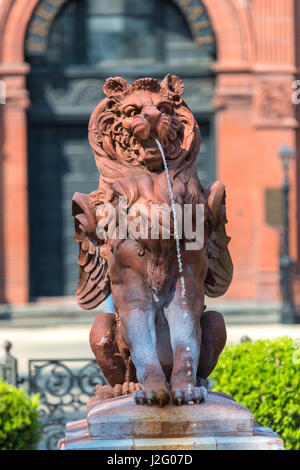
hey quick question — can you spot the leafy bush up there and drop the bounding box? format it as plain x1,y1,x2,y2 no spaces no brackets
210,337,300,450
0,380,41,450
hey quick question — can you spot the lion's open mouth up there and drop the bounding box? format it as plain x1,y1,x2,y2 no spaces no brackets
138,131,183,171
143,135,160,150
136,135,164,171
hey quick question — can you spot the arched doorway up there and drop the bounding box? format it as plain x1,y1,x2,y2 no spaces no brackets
25,0,217,298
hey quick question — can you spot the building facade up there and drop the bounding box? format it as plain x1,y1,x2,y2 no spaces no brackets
0,0,299,311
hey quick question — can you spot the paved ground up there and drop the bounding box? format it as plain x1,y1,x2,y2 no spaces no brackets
0,298,283,327
1,323,300,377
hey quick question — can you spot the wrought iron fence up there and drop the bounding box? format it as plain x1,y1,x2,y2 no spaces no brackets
28,358,106,450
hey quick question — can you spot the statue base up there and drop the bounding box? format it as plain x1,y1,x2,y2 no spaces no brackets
57,391,283,450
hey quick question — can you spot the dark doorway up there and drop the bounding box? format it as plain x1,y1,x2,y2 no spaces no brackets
28,121,98,296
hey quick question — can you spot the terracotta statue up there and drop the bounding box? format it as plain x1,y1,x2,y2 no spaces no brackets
72,75,233,407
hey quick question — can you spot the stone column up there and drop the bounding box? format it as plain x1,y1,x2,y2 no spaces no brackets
251,0,298,301
213,69,258,299
0,63,30,304
211,0,298,302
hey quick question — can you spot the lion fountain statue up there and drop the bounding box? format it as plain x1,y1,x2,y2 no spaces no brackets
72,74,233,408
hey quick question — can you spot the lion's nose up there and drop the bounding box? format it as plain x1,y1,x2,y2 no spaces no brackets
143,106,161,127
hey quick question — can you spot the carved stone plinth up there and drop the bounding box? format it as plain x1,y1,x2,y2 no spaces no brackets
57,392,284,450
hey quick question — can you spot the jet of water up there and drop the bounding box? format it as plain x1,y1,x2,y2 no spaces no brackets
155,139,188,310
156,139,193,380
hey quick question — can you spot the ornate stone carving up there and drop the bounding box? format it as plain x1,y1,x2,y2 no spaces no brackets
259,80,294,120
44,79,105,107
72,75,233,407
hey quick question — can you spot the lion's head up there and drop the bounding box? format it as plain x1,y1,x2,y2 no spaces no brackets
88,75,201,178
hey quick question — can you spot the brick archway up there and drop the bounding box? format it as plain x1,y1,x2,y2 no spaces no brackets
0,0,253,64
0,0,253,303
202,0,253,67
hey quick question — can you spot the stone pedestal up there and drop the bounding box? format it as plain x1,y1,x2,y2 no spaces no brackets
57,391,284,450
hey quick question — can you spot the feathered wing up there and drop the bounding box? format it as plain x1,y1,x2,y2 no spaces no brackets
204,181,233,298
205,224,233,297
72,192,111,310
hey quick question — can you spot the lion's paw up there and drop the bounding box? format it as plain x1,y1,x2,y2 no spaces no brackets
172,385,207,406
113,381,142,397
95,382,142,400
134,388,170,407
95,384,114,400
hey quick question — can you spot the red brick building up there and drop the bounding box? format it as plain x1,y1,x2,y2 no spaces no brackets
0,0,299,314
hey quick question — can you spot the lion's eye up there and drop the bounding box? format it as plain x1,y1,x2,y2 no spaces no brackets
124,106,139,117
158,103,173,114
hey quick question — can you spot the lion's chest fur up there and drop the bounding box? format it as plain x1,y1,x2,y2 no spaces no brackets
105,171,207,297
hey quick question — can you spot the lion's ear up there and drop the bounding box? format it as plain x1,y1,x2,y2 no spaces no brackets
103,77,129,97
160,74,184,96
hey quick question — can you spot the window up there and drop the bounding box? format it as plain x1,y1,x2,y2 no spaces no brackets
46,0,215,66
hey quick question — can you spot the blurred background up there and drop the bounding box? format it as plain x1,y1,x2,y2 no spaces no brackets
0,0,300,450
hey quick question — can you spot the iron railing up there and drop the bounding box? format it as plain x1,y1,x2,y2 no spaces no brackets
28,358,106,449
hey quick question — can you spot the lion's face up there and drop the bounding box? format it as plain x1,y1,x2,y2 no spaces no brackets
119,89,182,171
88,75,200,177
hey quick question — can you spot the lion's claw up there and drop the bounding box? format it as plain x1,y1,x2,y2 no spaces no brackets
172,386,207,406
95,382,142,400
113,384,122,397
120,381,141,396
134,388,170,407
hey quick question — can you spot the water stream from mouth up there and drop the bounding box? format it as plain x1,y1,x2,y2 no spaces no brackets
155,139,186,302
155,139,193,389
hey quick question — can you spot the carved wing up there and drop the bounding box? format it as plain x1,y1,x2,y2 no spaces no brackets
72,192,111,310
204,181,233,298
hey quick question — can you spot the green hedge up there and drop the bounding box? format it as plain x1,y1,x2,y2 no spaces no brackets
210,336,300,450
0,380,41,450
